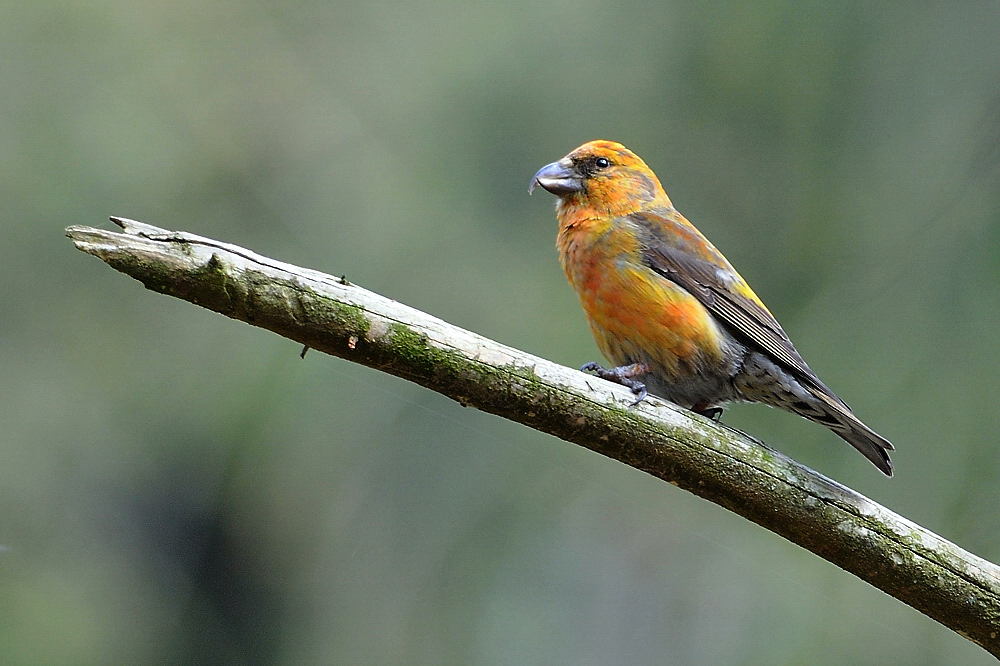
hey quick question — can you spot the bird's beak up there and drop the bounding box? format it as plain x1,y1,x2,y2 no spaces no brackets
529,159,582,196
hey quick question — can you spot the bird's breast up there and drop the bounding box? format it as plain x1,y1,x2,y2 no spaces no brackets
557,219,727,372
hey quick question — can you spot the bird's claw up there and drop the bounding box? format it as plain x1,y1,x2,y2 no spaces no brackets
694,406,724,421
580,362,649,406
627,384,647,406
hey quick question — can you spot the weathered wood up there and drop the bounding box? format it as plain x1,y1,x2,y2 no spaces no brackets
67,217,1000,657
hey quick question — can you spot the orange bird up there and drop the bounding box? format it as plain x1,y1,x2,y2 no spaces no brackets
530,140,893,475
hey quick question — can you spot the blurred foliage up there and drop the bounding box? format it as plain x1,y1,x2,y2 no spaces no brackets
2,0,1000,663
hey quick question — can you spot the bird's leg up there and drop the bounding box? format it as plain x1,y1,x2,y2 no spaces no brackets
692,405,724,421
580,362,649,405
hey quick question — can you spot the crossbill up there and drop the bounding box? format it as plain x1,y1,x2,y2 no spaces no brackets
530,140,893,475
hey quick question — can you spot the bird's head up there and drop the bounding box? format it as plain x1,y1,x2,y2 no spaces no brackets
529,140,669,215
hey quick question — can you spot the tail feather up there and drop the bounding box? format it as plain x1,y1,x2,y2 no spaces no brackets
831,418,894,476
804,388,894,476
732,353,894,475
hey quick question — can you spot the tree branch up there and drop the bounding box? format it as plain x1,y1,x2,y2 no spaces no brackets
67,217,1000,656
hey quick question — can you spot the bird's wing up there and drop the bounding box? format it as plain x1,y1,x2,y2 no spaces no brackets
631,211,839,401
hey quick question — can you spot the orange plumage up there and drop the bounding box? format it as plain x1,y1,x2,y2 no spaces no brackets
530,140,894,475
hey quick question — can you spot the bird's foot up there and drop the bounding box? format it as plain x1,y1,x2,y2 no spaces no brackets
581,362,649,406
693,406,724,421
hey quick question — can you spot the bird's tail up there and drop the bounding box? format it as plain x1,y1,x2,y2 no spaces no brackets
828,415,894,476
797,388,894,476
734,354,894,474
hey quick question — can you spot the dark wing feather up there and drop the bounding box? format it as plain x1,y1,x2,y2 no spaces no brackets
629,211,892,474
631,212,842,404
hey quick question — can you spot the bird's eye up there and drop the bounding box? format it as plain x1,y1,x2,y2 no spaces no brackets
594,157,611,170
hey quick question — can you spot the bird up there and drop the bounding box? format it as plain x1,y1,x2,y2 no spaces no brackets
529,140,894,475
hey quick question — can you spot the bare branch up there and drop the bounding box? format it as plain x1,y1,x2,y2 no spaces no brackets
67,217,1000,656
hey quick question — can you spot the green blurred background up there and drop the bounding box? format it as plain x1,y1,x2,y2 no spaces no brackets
3,1,1000,663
